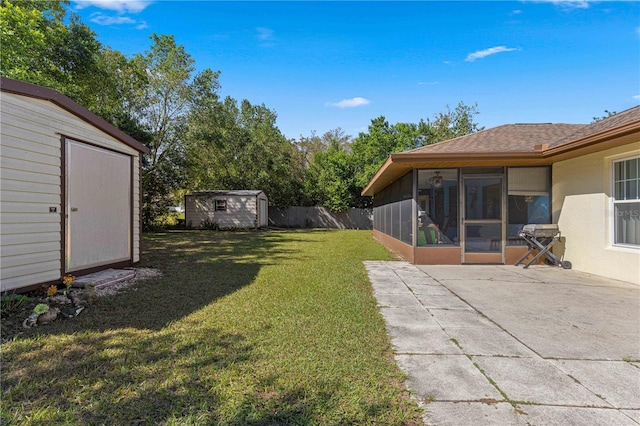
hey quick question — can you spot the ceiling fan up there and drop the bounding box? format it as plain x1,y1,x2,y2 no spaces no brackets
429,171,443,188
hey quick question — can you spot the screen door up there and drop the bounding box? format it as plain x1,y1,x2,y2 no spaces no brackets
462,175,505,264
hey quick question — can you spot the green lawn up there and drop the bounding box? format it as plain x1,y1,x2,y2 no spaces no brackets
1,230,422,425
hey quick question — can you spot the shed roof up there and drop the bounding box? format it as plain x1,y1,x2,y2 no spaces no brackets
0,77,149,154
362,106,640,196
188,190,266,197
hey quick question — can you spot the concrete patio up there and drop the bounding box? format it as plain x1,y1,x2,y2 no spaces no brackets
364,261,640,426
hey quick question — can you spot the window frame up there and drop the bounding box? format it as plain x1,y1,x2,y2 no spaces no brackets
611,156,640,248
215,199,227,212
506,166,551,246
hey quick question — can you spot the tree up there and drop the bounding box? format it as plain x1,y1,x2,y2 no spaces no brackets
0,1,157,141
186,94,305,208
295,128,352,168
236,100,302,207
349,116,422,200
592,110,617,123
1,0,104,107
420,101,483,146
304,139,356,212
286,140,309,205
127,34,213,229
1,0,67,85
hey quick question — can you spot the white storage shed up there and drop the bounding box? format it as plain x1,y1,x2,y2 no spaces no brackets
185,190,269,229
0,77,149,293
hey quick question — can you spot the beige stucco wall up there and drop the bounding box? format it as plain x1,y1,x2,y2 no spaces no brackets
1,92,142,292
552,143,640,284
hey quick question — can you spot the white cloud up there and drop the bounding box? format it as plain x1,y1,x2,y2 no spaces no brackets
528,0,590,9
465,46,519,62
257,27,276,46
633,94,640,101
88,12,147,28
255,27,275,47
418,81,439,86
72,0,152,13
327,97,371,108
89,13,136,25
74,1,150,28
557,1,590,9
256,27,275,42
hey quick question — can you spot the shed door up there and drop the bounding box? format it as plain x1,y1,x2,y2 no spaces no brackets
259,198,268,226
66,141,132,272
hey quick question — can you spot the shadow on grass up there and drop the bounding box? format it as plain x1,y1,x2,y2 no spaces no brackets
1,229,420,425
2,325,253,424
16,230,306,336
2,230,302,423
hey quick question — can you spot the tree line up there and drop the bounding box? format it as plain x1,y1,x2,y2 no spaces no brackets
1,1,483,229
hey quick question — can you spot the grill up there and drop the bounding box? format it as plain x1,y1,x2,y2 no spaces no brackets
521,224,559,238
515,224,572,269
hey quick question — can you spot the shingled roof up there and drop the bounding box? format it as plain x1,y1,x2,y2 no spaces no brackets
404,105,640,155
362,105,640,196
548,105,640,149
405,123,586,154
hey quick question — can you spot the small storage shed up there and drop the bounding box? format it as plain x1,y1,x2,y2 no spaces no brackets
185,190,268,229
0,77,149,293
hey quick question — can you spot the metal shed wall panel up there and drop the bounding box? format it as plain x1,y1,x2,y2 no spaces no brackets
186,193,266,229
0,92,142,292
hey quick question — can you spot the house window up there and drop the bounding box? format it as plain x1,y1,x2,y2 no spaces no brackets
215,199,227,212
613,157,639,246
507,167,550,245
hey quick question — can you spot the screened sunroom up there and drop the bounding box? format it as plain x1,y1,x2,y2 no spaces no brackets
363,110,640,282
371,165,551,264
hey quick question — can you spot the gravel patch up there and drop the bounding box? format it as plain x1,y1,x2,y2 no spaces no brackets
95,268,162,297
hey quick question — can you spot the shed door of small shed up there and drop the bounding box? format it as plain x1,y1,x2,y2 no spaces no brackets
259,197,268,227
65,140,132,272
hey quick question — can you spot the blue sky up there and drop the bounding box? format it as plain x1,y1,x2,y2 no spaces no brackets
69,1,640,140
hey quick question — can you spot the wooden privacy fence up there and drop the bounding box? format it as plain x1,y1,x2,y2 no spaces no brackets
269,207,373,229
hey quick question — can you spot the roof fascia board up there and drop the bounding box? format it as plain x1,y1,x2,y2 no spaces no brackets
1,77,149,154
361,157,395,196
